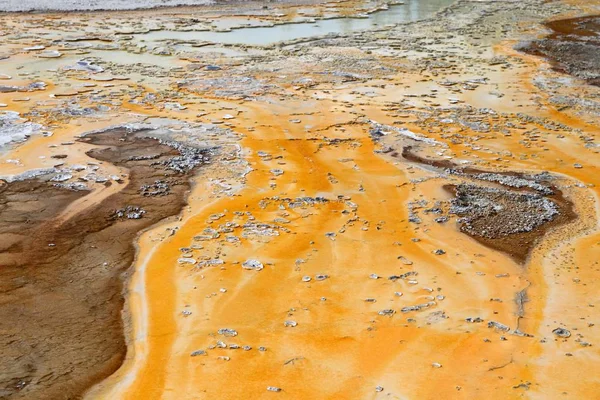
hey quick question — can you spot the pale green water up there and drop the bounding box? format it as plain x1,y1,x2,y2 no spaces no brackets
136,0,455,46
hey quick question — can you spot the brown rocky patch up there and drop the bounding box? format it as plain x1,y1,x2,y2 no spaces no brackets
399,146,576,263
445,184,575,263
520,15,600,86
0,128,209,399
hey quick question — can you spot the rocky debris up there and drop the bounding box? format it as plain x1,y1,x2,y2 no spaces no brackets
196,258,224,268
465,317,484,323
401,302,436,313
198,227,220,239
552,328,571,338
140,180,170,196
153,140,211,173
450,184,559,238
426,311,447,324
2,0,214,11
512,329,534,338
445,168,554,195
487,321,510,332
180,76,276,100
190,349,206,356
397,256,413,265
370,120,442,146
0,81,46,93
37,50,62,58
65,59,104,73
242,259,264,271
407,200,424,224
286,196,329,209
520,16,600,86
129,154,161,162
242,222,280,238
81,173,109,183
388,271,417,281
218,328,238,337
112,206,146,220
266,386,282,392
50,173,73,182
0,111,44,149
378,309,395,316
283,320,297,327
54,182,88,191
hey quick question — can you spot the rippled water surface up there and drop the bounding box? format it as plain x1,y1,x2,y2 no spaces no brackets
137,0,455,46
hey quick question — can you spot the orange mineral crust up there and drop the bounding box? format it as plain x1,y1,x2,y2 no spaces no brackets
0,0,598,399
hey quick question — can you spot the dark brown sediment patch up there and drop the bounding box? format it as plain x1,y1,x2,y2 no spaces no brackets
444,184,576,264
519,15,600,86
0,128,209,399
401,146,555,194
398,146,576,263
398,146,456,170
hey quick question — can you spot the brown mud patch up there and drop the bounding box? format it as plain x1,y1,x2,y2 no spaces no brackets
0,128,209,399
444,184,576,264
520,15,600,86
397,146,456,170
399,146,576,263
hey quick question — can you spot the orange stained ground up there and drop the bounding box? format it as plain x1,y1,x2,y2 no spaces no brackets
0,3,598,399
88,87,600,399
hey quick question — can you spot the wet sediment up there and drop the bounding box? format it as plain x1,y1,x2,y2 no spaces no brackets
0,128,208,399
445,184,575,263
400,146,576,263
521,15,600,86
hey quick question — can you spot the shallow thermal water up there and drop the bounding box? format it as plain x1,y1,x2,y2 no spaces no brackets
136,0,455,46
0,0,213,12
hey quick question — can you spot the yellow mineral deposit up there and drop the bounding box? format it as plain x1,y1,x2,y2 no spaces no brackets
92,100,599,400
0,0,598,399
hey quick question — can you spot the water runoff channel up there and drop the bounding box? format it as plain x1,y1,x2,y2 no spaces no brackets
134,0,456,47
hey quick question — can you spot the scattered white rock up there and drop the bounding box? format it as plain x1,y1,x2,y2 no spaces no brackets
218,328,238,337
242,259,264,271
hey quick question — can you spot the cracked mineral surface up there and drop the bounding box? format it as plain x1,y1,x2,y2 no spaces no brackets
0,0,599,399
